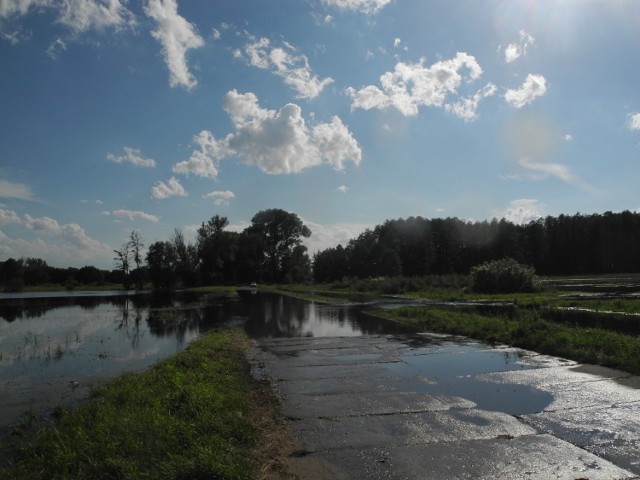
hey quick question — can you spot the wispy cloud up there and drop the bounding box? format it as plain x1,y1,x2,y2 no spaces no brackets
203,190,235,206
320,0,391,14
338,185,348,193
107,147,156,168
106,209,160,222
346,52,495,120
239,36,333,99
517,157,580,185
629,113,640,131
152,176,186,199
144,0,204,91
505,74,547,108
46,37,66,58
504,30,534,63
0,179,34,200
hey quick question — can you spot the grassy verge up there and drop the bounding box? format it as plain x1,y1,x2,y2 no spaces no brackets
0,328,289,480
370,307,640,375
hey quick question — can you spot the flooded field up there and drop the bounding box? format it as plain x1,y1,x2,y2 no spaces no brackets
0,291,407,433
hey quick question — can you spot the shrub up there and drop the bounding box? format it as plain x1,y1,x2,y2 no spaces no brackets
470,257,540,294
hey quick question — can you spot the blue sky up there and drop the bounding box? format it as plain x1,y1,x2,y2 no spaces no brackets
1,0,639,270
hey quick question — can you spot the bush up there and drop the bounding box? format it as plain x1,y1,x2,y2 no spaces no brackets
471,257,540,294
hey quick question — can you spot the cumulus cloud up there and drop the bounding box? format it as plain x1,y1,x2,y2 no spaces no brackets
144,0,204,90
0,207,21,225
504,30,534,63
629,113,640,131
346,52,494,120
107,147,156,167
240,37,333,99
203,190,235,206
173,130,225,179
23,214,63,234
108,209,160,222
152,176,186,199
321,0,391,14
223,90,361,174
501,199,544,225
0,0,51,18
301,218,371,253
170,91,361,178
505,74,547,108
0,179,34,200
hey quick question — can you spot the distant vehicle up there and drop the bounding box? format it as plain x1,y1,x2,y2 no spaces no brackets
250,282,257,289
237,282,259,299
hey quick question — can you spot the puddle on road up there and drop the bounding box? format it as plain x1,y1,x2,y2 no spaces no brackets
374,341,554,415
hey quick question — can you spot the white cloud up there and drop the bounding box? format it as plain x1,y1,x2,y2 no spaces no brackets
302,218,371,253
211,28,221,40
173,130,225,179
321,0,391,14
629,113,640,131
564,134,573,141
109,209,160,222
445,83,497,121
144,0,204,91
46,37,66,58
0,0,52,18
107,147,156,167
203,190,235,206
338,185,348,193
0,207,21,225
505,73,547,108
57,0,135,32
23,214,63,234
393,37,401,48
222,90,361,174
504,30,534,63
0,179,34,200
501,199,544,225
152,176,186,199
346,52,491,119
518,157,577,184
241,37,333,99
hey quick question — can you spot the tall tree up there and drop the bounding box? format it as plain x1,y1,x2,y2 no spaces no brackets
128,231,145,289
248,209,311,282
197,215,236,284
113,242,131,289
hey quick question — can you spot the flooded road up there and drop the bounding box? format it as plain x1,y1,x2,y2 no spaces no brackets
3,291,640,478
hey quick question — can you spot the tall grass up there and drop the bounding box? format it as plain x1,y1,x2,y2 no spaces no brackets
0,329,261,480
373,307,640,375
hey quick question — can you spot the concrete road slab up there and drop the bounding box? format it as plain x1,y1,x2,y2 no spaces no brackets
311,434,636,480
281,391,475,419
523,403,640,475
289,408,538,451
251,334,640,479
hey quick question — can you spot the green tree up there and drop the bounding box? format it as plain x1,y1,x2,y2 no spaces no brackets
197,216,236,284
247,209,311,282
128,231,145,289
471,257,540,293
146,241,177,289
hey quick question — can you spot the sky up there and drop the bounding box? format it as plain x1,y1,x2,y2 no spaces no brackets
1,0,640,270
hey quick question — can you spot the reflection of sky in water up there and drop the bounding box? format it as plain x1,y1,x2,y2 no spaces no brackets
0,292,410,428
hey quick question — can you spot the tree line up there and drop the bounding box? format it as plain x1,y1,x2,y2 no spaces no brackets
313,211,640,282
3,209,640,291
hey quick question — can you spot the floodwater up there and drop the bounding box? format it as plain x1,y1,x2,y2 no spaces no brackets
1,290,550,437
0,291,407,433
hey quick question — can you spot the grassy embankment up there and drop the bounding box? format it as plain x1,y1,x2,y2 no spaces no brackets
0,328,289,480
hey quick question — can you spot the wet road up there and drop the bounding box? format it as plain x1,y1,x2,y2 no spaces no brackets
250,333,640,479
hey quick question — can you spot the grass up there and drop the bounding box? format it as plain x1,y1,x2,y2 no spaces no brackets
370,306,640,375
0,328,288,480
